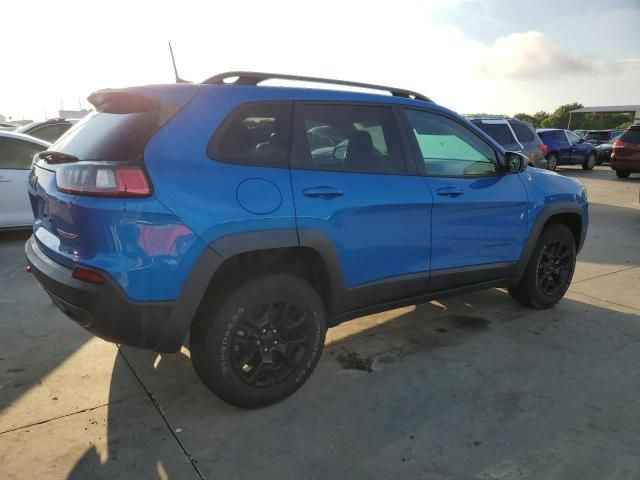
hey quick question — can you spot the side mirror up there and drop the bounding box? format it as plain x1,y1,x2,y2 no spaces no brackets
505,151,528,174
333,144,347,161
577,138,584,143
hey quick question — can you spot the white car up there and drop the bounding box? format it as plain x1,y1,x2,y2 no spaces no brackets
0,131,50,229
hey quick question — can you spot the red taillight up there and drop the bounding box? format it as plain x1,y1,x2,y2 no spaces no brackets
56,163,151,197
72,267,104,284
538,144,548,155
613,139,627,149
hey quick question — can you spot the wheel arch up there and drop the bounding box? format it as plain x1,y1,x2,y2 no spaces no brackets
515,205,585,278
155,229,345,352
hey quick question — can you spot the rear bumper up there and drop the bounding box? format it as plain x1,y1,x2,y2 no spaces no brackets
610,156,640,172
25,235,177,352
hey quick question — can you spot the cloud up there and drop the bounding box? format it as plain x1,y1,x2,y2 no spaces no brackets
476,31,593,79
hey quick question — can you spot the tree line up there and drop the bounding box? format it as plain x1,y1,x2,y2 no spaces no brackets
513,103,634,130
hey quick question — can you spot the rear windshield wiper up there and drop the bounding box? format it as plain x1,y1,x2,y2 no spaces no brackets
38,151,79,164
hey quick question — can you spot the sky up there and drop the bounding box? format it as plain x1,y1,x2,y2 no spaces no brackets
2,0,639,121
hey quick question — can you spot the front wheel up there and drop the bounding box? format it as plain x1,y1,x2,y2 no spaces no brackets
509,224,576,309
190,273,327,408
546,153,558,171
615,170,631,179
582,153,596,170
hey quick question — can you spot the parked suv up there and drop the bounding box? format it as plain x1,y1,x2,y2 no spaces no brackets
583,129,625,164
25,73,588,408
468,116,547,169
536,129,597,170
610,124,640,178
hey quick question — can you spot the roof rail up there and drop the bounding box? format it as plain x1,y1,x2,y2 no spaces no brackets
202,71,432,102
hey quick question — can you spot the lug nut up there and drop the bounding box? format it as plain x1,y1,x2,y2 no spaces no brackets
262,329,267,334
264,347,269,352
274,340,278,345
256,340,261,345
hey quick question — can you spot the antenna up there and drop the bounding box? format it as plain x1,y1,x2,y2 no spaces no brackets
168,42,189,83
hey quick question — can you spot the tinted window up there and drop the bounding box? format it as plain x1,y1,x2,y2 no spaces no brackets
509,122,535,142
0,138,46,169
291,104,404,174
620,128,640,144
209,103,292,167
473,121,516,146
406,110,497,176
553,131,568,142
52,110,169,163
29,124,70,143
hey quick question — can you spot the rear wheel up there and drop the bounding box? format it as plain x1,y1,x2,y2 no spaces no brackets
546,153,558,171
582,153,596,170
509,224,576,309
615,170,631,178
190,273,326,408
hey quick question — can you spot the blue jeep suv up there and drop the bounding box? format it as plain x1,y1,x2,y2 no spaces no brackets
25,72,588,408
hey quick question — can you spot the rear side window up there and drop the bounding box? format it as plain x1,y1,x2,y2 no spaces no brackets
208,103,292,167
29,124,70,143
620,128,640,144
473,122,516,146
509,122,535,142
553,131,567,142
405,110,497,176
0,138,46,169
291,104,405,174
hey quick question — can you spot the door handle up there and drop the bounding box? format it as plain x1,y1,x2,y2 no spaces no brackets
436,187,464,198
303,187,344,199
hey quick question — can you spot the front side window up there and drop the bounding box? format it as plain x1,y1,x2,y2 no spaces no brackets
405,110,497,176
553,131,568,142
0,138,46,169
566,130,581,143
291,104,405,174
208,103,292,167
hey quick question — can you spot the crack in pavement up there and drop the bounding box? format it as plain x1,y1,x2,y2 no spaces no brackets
0,395,138,436
117,346,205,480
568,289,640,313
572,265,639,285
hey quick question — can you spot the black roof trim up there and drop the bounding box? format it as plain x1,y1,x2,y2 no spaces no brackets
202,71,432,102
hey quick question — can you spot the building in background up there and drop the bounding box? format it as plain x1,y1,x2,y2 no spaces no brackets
59,108,91,119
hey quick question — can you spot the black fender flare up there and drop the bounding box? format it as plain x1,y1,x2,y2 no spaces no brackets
155,229,345,352
514,203,586,278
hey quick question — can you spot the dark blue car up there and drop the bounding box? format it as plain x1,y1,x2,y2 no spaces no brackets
537,128,597,171
25,72,589,407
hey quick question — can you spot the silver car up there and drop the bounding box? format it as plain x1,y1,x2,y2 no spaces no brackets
469,116,547,169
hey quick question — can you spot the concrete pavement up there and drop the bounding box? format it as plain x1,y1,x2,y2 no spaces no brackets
1,165,639,479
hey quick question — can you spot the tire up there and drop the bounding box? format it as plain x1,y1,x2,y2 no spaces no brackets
615,170,631,179
546,153,558,171
582,153,596,170
509,224,576,309
190,273,327,409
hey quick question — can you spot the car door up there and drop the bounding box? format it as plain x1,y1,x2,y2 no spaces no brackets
567,130,588,163
289,103,432,310
0,137,45,227
553,130,573,163
402,109,529,290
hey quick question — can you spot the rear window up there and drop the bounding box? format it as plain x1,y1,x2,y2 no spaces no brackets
620,128,640,144
584,132,611,142
473,122,516,146
50,108,171,163
509,122,535,142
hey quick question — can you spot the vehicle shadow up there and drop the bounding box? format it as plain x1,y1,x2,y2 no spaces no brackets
0,230,93,432
66,289,640,479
